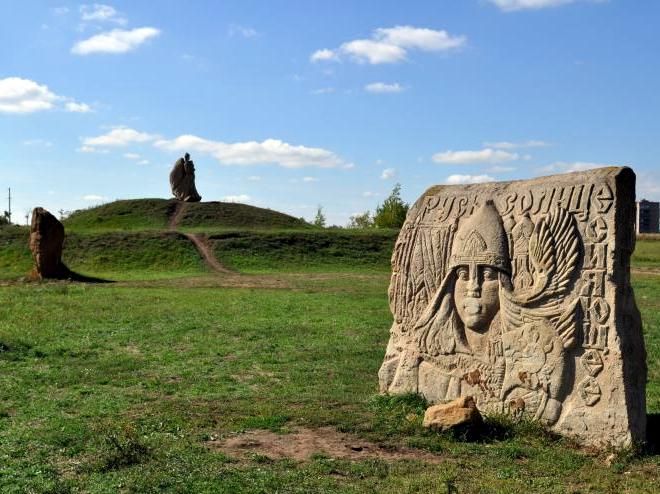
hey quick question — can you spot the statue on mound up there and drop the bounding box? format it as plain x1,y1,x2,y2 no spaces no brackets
170,153,201,202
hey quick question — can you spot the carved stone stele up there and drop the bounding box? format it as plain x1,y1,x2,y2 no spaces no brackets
379,167,646,448
169,153,202,202
29,207,68,280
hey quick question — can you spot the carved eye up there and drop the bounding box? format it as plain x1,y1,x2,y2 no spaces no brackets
482,267,497,281
457,267,469,281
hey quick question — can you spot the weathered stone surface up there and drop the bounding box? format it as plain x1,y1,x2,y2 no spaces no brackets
29,207,68,279
379,167,645,448
423,396,482,431
170,153,201,202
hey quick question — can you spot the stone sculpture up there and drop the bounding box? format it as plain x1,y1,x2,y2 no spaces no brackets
170,153,202,202
379,167,645,448
29,207,68,279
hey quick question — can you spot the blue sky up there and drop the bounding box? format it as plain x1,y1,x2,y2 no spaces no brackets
1,0,659,225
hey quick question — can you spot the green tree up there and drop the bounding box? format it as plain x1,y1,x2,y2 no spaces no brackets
313,205,326,227
374,183,409,229
347,211,373,229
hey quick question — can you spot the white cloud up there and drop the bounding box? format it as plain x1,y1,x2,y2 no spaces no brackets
539,161,612,174
228,24,258,38
247,175,261,181
487,0,589,11
302,176,319,182
137,159,149,165
381,168,396,180
365,82,404,93
342,162,355,169
0,77,59,113
0,77,93,115
72,27,160,55
82,126,159,149
52,6,69,15
23,139,53,147
123,152,141,160
82,194,106,201
341,39,407,64
312,25,465,65
223,194,251,203
483,140,549,149
80,4,126,24
375,26,466,51
446,174,495,185
154,135,344,168
310,48,339,62
311,87,335,95
77,145,108,153
432,148,519,164
362,191,379,197
65,101,92,113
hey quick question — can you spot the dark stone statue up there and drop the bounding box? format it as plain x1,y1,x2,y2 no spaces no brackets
170,153,202,202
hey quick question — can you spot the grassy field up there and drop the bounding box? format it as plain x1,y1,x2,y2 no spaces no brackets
0,201,658,493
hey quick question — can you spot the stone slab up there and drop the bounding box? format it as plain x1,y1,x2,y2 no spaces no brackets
379,167,646,448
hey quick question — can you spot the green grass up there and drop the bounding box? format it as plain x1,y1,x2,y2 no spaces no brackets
63,232,207,280
632,235,660,270
63,198,309,233
64,199,173,232
0,271,657,492
0,221,657,492
210,229,398,273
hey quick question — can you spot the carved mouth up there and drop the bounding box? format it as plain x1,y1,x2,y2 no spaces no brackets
463,299,482,315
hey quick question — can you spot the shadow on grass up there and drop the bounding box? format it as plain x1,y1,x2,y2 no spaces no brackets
27,263,114,283
65,268,114,284
368,393,563,448
645,413,660,455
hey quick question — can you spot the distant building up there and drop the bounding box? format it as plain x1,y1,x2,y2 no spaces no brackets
636,199,660,233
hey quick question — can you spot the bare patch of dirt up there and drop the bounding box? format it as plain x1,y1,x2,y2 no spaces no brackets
168,201,188,230
185,233,234,274
208,427,443,464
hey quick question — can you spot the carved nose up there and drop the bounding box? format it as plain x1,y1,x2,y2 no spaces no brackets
466,279,480,297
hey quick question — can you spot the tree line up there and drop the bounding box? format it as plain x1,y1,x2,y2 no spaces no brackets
313,183,409,229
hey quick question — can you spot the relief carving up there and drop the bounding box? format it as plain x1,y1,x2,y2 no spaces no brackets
379,168,646,448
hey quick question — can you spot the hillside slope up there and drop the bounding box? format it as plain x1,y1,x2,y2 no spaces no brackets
64,199,310,232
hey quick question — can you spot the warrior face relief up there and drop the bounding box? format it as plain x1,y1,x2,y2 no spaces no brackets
454,264,500,333
381,197,582,425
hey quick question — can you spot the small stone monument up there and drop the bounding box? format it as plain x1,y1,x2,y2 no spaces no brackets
169,152,201,202
379,167,645,448
29,207,68,279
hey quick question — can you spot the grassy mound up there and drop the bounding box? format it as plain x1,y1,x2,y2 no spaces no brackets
63,232,206,280
64,199,309,233
0,228,206,281
210,230,398,273
176,201,310,231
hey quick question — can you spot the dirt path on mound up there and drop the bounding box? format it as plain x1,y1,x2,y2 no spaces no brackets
168,201,188,230
185,233,234,274
209,427,443,464
167,201,234,275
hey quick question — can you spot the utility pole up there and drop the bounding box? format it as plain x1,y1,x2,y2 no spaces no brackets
7,187,11,224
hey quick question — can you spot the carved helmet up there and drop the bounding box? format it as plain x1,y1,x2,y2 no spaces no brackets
448,200,510,274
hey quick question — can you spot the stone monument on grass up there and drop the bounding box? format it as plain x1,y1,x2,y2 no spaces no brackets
170,153,202,202
29,207,69,280
379,167,645,448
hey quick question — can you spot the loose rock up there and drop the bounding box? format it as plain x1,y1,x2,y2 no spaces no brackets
423,396,482,432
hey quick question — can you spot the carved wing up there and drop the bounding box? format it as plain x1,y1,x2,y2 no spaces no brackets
553,298,581,349
523,206,580,304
